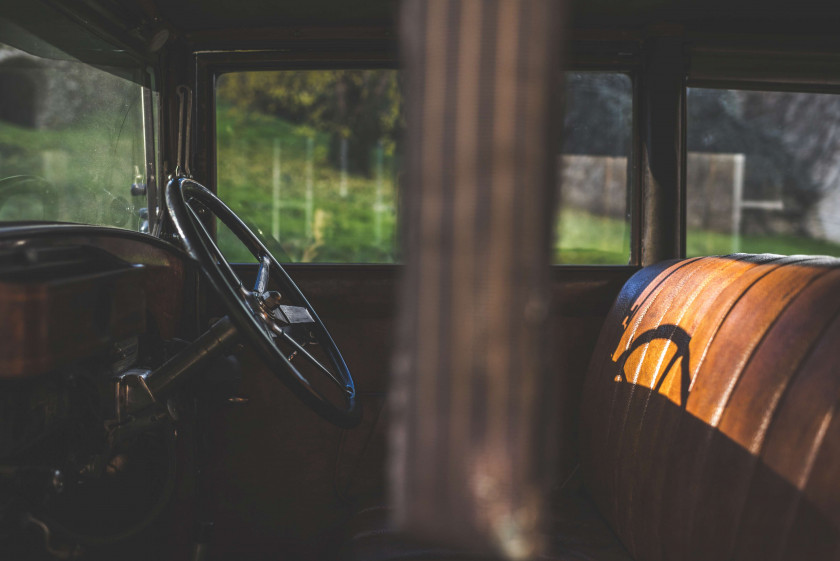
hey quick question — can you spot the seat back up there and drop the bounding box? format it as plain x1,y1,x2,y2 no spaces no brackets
580,254,840,561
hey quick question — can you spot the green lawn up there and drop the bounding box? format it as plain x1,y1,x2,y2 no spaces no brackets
555,208,630,264
216,104,399,263
216,104,635,265
0,106,145,228
3,98,835,265
217,104,840,264
688,228,840,258
556,211,840,264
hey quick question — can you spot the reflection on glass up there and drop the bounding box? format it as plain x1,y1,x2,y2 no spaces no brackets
0,42,146,229
687,88,840,257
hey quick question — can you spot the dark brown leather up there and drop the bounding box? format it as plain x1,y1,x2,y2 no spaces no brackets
580,254,840,561
349,253,840,560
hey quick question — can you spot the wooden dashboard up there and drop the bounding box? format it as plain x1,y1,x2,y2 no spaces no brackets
0,225,199,380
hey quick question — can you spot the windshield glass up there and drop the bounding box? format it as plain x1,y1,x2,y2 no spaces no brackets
0,41,151,230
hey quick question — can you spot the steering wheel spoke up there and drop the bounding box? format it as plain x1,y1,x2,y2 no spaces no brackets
185,201,244,291
276,329,349,394
165,177,360,428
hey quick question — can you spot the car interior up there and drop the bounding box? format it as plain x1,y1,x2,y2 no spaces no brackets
0,0,839,560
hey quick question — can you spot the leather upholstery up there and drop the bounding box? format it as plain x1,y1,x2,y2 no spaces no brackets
348,253,840,560
580,254,840,561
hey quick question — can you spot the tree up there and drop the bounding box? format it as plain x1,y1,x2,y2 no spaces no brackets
217,69,402,176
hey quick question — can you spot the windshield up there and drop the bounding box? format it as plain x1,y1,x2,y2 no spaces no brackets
0,40,152,230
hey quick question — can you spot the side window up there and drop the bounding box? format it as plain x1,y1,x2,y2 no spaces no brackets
215,69,634,264
687,87,840,257
216,69,402,263
557,72,633,264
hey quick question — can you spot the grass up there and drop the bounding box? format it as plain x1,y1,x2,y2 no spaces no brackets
555,208,630,264
216,103,636,265
216,104,399,263
217,103,840,264
3,95,836,265
688,228,840,258
0,100,145,228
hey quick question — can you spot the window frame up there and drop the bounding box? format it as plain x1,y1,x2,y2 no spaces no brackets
196,49,396,257
565,42,642,268
682,81,840,258
682,44,840,259
197,43,642,268
560,67,640,266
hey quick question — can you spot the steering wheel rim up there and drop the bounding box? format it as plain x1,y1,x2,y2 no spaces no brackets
165,177,360,428
0,175,59,221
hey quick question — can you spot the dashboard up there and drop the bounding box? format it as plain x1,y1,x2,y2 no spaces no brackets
0,225,202,559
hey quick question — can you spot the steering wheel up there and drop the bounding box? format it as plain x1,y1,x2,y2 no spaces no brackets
0,175,58,221
165,177,360,428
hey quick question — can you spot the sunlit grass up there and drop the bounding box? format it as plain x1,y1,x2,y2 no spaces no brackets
555,208,630,264
217,105,635,265
216,104,399,263
688,228,840,258
217,103,840,265
0,107,145,227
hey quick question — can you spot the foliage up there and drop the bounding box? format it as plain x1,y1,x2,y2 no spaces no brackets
562,72,632,157
218,90,840,265
217,70,403,176
216,102,399,263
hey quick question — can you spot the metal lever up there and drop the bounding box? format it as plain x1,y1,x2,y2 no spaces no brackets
175,85,193,178
119,317,239,417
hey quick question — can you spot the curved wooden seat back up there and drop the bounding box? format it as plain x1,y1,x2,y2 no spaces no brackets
579,254,840,561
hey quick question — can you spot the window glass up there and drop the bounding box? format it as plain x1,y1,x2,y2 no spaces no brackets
216,69,402,263
0,43,148,230
215,70,633,264
687,88,840,257
557,72,632,264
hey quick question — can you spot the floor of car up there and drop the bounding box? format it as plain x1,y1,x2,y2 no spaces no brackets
342,482,632,561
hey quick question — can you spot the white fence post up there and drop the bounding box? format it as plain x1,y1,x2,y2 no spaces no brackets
340,136,348,197
272,138,281,240
731,153,745,253
374,140,384,244
305,136,314,239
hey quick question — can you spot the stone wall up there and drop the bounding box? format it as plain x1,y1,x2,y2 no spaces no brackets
685,152,742,233
558,154,628,219
558,152,780,237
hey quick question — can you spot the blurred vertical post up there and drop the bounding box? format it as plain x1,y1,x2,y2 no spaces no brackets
390,0,563,558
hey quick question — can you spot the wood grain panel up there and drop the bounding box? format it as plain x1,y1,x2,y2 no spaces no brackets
0,227,195,378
